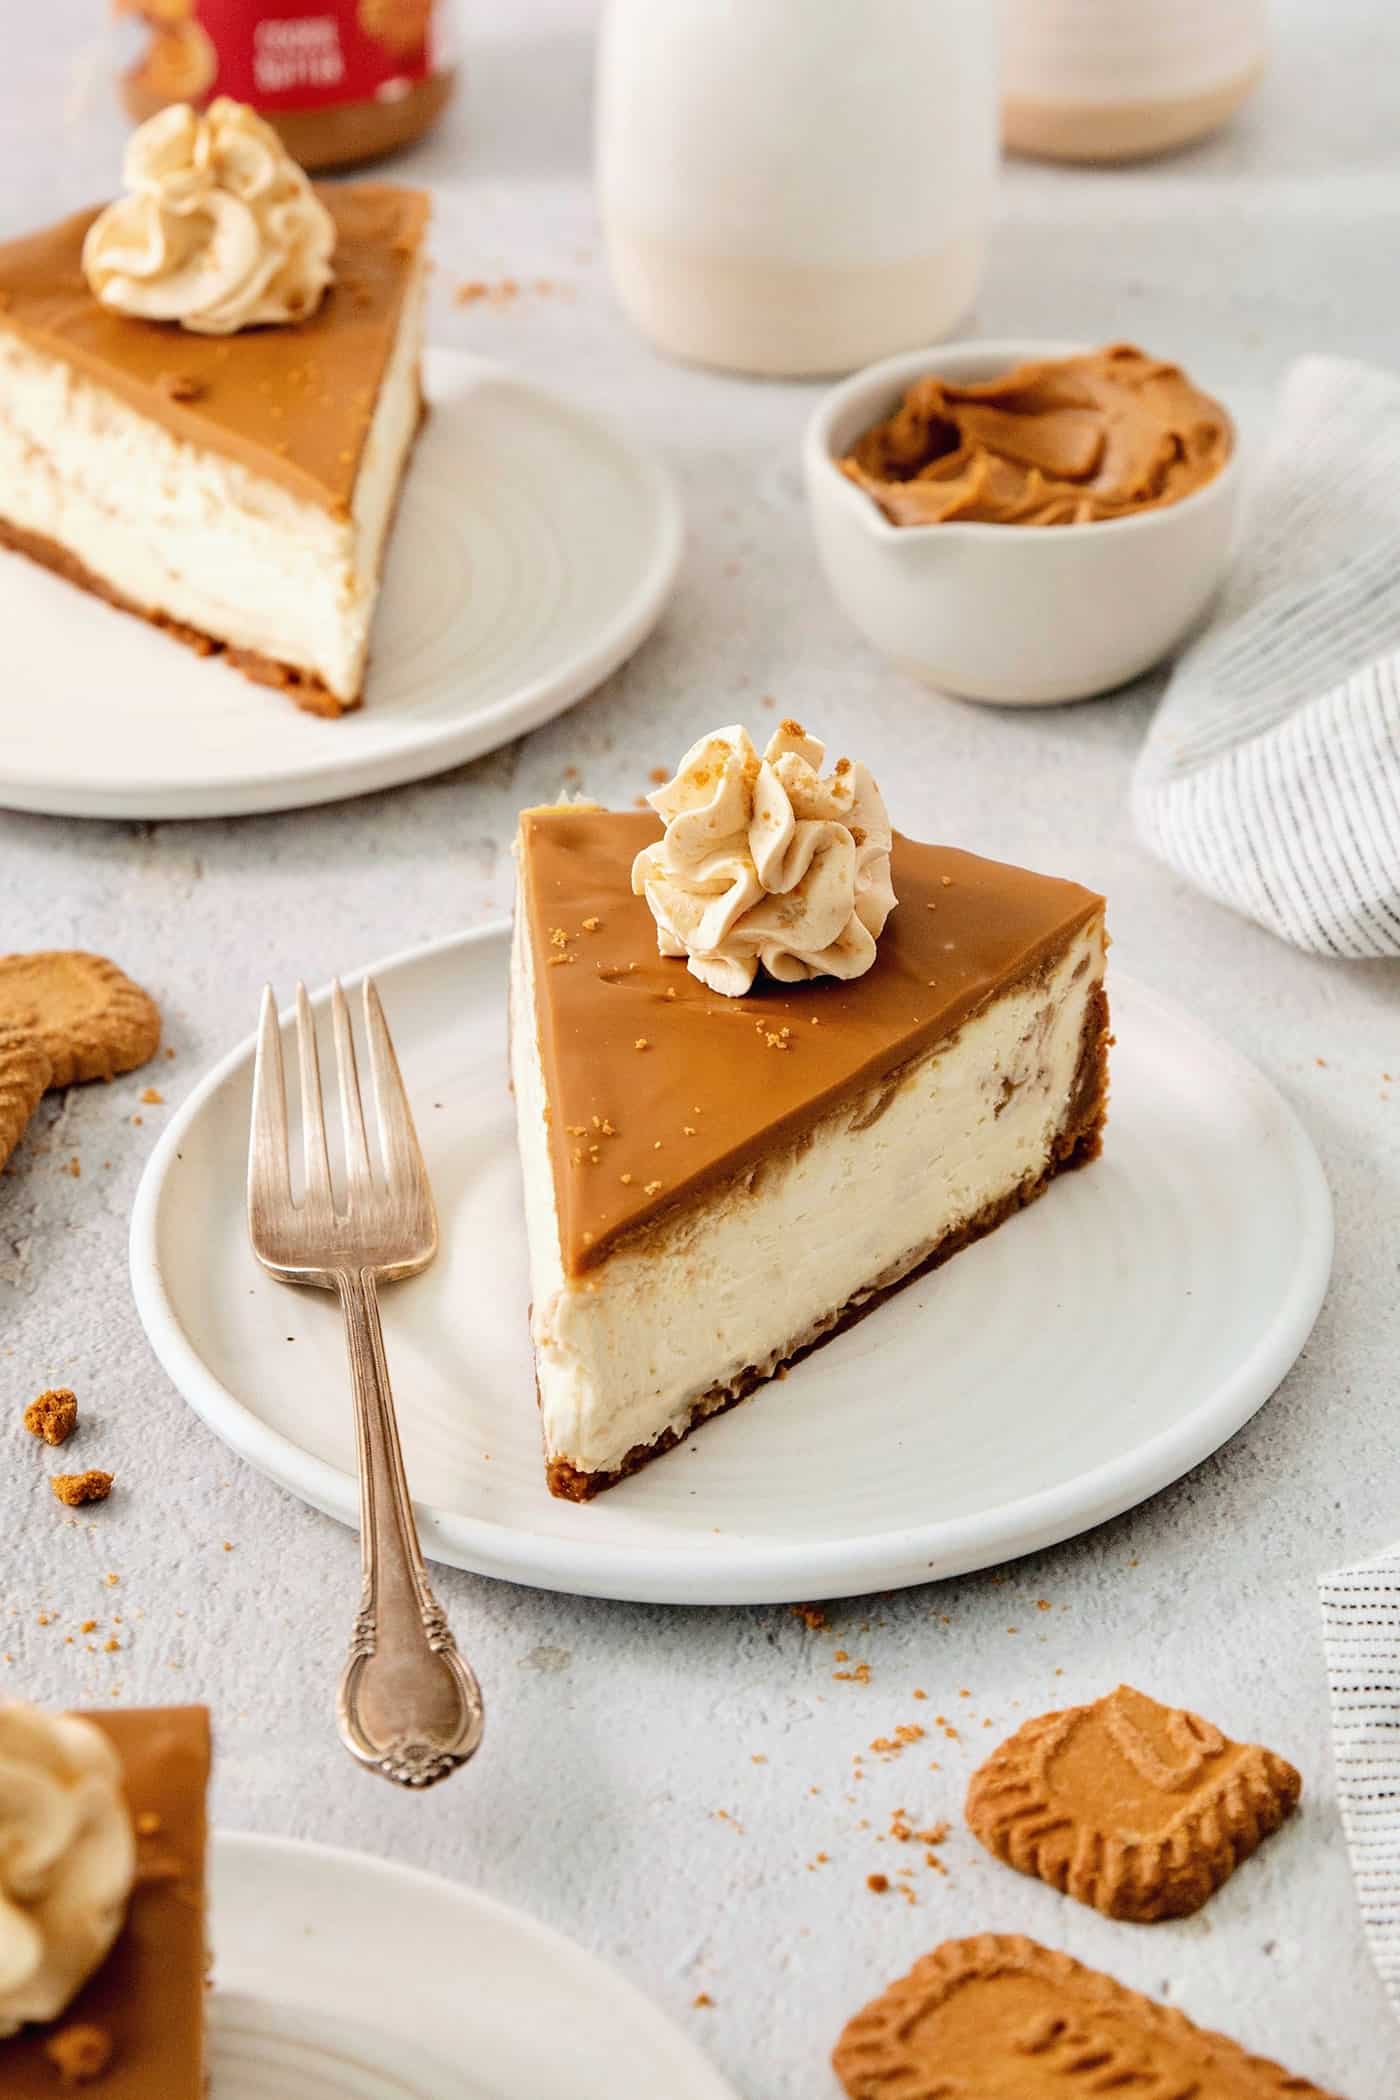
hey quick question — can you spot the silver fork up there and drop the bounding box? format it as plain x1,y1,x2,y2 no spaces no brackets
247,976,484,1790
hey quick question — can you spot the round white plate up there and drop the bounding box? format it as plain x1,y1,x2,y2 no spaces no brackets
130,930,1332,1607
208,1831,737,2099
0,350,681,820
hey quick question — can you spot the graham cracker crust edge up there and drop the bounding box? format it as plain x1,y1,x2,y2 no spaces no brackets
0,395,425,720
546,981,1112,1502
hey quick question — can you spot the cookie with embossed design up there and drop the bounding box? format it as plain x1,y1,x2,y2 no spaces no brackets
965,1682,1300,1923
0,952,161,1088
832,1933,1343,2100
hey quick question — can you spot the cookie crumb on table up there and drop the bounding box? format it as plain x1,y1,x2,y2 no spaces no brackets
50,1470,113,1508
23,1387,77,1446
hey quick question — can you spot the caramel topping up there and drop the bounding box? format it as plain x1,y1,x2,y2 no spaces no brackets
841,342,1231,527
0,186,427,514
519,808,1103,1276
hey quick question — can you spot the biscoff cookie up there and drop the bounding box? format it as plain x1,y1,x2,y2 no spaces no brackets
833,1934,1343,2099
0,953,161,1088
0,1027,52,1169
965,1682,1300,1923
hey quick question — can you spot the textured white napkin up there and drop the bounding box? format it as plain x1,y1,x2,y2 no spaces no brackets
1320,1549,1400,2006
1134,354,1400,957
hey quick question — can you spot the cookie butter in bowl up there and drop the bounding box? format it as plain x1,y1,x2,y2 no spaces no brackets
805,339,1239,704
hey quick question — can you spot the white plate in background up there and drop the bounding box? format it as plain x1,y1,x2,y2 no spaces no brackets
131,928,1332,1606
0,350,681,820
209,1831,737,2100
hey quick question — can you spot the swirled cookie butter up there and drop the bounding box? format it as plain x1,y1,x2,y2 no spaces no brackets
113,0,455,171
842,343,1231,527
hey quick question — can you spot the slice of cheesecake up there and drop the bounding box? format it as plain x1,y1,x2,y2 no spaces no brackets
3,1705,211,2095
0,185,427,716
512,803,1110,1499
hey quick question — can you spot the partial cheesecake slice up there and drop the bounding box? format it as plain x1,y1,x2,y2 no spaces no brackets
512,805,1110,1499
4,1705,211,2096
0,186,427,716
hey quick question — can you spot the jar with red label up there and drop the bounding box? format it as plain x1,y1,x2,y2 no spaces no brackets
113,0,457,170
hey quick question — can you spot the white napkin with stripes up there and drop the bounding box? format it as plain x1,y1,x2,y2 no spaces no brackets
1133,354,1400,957
1320,1551,1400,2008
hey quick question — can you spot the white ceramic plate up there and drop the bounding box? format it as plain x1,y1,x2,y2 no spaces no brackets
208,1831,737,2099
130,929,1332,1607
0,350,681,820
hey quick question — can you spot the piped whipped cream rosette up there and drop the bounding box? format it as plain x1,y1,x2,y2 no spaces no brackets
0,1705,136,2035
632,721,898,996
83,99,336,336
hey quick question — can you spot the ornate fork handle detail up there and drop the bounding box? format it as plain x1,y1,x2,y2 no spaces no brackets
335,1265,484,1788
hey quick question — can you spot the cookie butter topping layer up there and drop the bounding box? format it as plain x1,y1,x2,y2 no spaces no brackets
0,1705,136,2037
632,721,897,996
83,100,336,336
519,808,1104,1275
842,342,1231,527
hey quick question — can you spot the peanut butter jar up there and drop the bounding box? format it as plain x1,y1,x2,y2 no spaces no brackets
113,0,456,171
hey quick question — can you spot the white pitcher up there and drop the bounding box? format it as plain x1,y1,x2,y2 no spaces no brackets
596,0,997,379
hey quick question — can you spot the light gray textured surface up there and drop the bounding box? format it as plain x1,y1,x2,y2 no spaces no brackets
3,2,1399,2091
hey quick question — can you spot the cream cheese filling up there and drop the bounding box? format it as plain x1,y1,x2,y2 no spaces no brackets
0,256,422,702
512,894,1105,1480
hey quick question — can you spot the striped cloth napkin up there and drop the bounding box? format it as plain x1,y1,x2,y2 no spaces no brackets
1133,354,1400,958
1320,1552,1400,2008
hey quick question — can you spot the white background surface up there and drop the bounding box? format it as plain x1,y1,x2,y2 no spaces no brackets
2,2,1398,2091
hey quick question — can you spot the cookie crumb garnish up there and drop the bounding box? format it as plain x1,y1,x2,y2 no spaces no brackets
644,1179,663,1196
634,1037,649,1050
866,1872,889,1894
23,1388,78,1447
50,1470,113,1509
44,2022,114,2084
581,917,600,931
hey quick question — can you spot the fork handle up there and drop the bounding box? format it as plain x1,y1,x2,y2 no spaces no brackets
335,1267,484,1788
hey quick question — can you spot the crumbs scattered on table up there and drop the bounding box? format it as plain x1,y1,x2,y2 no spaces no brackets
869,1723,925,1759
790,1602,828,1631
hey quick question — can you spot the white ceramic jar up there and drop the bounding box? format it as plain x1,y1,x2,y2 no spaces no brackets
595,0,997,378
1003,0,1268,164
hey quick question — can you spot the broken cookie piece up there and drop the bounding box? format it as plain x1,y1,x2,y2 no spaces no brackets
50,1470,113,1509
23,1387,78,1447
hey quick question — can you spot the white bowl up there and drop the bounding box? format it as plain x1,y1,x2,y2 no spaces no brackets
803,337,1240,705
